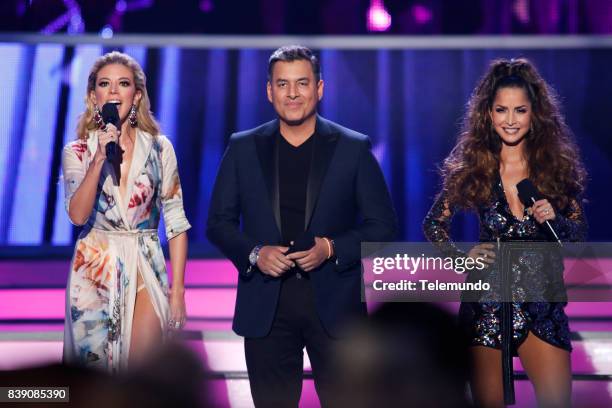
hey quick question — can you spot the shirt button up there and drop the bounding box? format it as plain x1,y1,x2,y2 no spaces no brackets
296,272,302,279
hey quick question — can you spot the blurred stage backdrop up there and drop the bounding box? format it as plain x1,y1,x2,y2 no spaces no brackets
0,39,610,255
1,0,612,254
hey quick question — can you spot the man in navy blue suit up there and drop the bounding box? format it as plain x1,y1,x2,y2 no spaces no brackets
207,45,398,407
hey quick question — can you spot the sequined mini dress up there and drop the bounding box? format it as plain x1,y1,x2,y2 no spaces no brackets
423,175,586,354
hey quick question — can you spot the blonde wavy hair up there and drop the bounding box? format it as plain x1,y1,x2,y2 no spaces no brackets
76,51,160,140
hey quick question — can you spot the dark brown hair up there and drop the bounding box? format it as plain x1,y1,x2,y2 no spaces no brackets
440,58,586,211
268,45,321,82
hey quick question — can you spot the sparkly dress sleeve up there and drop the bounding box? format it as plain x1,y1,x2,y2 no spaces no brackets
422,190,467,258
550,198,587,242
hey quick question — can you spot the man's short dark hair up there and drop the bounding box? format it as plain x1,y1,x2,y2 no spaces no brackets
268,45,321,82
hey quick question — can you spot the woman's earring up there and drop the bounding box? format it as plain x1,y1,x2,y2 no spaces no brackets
128,104,138,128
93,105,104,129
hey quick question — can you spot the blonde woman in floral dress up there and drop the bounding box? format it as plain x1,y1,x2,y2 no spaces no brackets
62,51,190,372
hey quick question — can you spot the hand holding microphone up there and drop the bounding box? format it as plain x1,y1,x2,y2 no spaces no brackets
531,198,556,224
94,123,119,161
93,102,121,161
516,179,561,244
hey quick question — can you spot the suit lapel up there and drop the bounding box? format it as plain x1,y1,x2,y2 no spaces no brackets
305,116,339,229
255,120,282,235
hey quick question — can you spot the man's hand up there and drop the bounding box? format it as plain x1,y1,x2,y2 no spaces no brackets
257,246,294,277
286,237,330,272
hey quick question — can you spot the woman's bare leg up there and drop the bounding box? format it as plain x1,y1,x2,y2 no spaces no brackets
128,271,163,368
517,331,572,408
470,346,505,408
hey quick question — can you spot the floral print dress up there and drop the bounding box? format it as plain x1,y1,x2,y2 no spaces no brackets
61,129,191,372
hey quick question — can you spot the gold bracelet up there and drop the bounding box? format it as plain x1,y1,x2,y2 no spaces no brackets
323,237,332,259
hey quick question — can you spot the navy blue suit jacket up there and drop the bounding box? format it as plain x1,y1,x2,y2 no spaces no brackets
206,116,398,338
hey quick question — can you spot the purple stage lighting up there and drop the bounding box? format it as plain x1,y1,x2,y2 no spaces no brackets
367,0,392,32
40,0,83,35
200,0,214,13
412,4,433,25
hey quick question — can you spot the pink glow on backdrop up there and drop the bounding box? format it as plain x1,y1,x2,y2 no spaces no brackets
0,342,63,370
412,4,433,25
0,289,65,319
367,0,391,32
200,0,214,12
0,288,237,319
1,258,612,319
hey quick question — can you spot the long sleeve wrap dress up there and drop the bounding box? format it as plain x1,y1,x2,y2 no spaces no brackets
62,129,191,372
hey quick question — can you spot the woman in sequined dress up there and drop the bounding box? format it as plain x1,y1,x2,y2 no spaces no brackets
423,58,586,407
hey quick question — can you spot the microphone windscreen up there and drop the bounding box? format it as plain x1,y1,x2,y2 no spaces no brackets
101,102,120,128
516,179,542,207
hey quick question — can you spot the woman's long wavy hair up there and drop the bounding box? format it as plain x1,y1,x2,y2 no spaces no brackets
76,51,160,140
440,58,586,211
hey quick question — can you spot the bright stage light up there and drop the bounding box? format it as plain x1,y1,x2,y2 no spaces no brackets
367,0,392,32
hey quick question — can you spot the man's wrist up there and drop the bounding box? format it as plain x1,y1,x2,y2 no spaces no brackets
328,238,338,264
249,245,263,266
322,237,333,259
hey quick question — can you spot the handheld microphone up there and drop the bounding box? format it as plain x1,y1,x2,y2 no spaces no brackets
516,179,561,244
101,102,120,162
